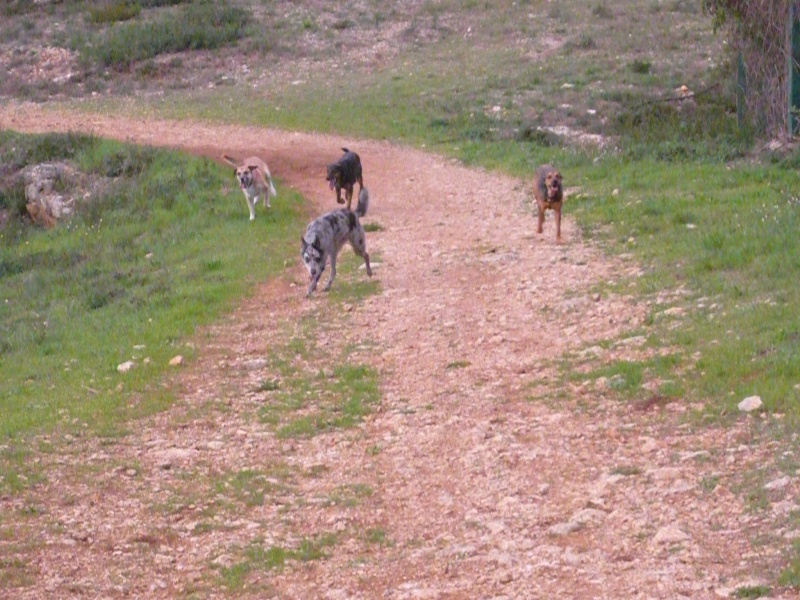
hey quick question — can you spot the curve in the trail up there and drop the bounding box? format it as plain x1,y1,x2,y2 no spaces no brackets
1,104,765,600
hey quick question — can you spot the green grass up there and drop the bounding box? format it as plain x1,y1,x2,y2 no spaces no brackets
214,467,294,508
219,533,338,591
734,585,772,599
272,364,381,439
327,483,373,508
0,131,306,448
81,1,249,70
87,1,141,25
571,159,800,417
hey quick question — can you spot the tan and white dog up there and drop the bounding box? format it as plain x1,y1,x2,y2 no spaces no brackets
222,155,277,221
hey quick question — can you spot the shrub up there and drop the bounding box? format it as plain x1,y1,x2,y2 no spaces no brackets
139,0,192,6
629,60,652,75
88,1,141,24
90,1,249,70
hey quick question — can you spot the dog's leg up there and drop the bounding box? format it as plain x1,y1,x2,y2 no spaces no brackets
336,184,344,204
536,204,545,234
323,252,338,291
351,234,372,277
345,185,353,211
555,206,562,243
245,193,256,221
307,267,324,297
362,251,372,277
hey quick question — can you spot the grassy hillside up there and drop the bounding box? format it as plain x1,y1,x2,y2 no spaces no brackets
0,131,306,442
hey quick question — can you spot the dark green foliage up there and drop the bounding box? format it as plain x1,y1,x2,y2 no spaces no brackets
0,129,304,438
88,1,141,24
607,88,751,161
0,131,96,169
89,1,249,70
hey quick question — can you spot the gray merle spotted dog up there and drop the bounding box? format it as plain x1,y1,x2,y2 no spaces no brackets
300,187,372,297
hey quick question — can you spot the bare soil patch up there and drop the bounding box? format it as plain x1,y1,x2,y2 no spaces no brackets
0,104,795,599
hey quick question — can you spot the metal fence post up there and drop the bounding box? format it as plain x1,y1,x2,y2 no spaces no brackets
789,3,800,136
737,54,746,131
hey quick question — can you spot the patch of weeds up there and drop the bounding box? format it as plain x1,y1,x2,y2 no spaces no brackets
564,33,596,51
629,60,652,75
362,222,384,232
220,533,337,591
294,533,338,562
219,543,287,591
610,465,642,476
607,89,749,161
585,360,644,396
325,251,382,303
0,445,44,495
780,539,800,586
215,466,294,508
0,556,35,588
732,469,769,513
139,0,193,6
332,18,352,31
256,378,280,392
1,131,95,167
327,483,373,507
305,464,328,478
88,1,141,24
364,527,392,547
88,1,249,70
700,475,720,493
591,3,613,18
275,364,379,438
445,360,471,370
733,585,771,599
286,335,308,358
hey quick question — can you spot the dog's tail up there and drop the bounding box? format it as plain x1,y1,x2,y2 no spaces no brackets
221,154,238,167
355,187,369,218
267,173,277,198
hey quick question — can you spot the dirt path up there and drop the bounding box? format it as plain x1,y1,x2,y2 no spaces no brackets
0,104,792,599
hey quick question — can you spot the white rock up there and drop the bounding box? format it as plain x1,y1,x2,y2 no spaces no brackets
570,508,606,526
244,358,268,370
764,475,790,491
648,467,682,482
169,355,183,366
117,361,135,373
653,526,689,544
548,521,581,536
738,395,763,412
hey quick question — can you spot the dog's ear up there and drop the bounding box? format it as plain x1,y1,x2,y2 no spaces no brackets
248,165,258,172
301,237,308,251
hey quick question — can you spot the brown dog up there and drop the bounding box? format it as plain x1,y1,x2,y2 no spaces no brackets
326,148,363,210
533,164,564,242
222,154,277,221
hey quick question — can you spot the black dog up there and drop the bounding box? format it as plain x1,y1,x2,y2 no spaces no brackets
326,148,363,210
